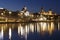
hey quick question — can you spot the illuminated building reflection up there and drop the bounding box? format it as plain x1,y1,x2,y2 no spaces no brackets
58,22,60,30
9,27,12,40
0,22,59,40
29,23,34,33
48,22,54,35
0,27,3,40
17,22,55,36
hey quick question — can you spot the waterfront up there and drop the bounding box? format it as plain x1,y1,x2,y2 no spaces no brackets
0,6,60,40
0,22,60,40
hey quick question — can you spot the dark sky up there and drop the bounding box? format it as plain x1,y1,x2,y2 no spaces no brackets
0,0,60,14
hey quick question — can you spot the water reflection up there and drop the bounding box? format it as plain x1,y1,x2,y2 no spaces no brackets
0,27,3,40
0,22,60,40
29,23,34,33
9,27,11,40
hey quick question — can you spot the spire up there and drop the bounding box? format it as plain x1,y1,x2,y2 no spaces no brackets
40,7,45,15
41,7,44,12
48,9,52,15
22,6,27,11
49,9,52,11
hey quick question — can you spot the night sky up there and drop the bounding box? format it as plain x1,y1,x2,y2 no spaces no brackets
0,0,60,14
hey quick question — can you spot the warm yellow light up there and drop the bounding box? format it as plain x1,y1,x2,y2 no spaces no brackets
9,11,12,14
25,25,29,33
48,22,54,35
0,27,3,40
37,23,40,32
1,13,3,15
21,27,24,35
30,24,34,32
40,22,47,31
9,28,11,40
18,24,21,35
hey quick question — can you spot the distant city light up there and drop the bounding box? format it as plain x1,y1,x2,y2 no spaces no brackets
1,13,3,15
9,11,12,14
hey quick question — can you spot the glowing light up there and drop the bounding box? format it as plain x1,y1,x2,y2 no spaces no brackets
18,24,21,35
40,22,47,31
48,27,53,35
25,25,29,40
1,13,3,15
47,22,54,35
40,18,43,20
9,28,11,39
49,10,52,15
24,11,29,16
51,22,54,30
39,15,46,21
0,27,3,40
30,24,34,32
20,11,24,15
9,11,12,14
21,27,24,36
25,25,29,33
39,14,47,32
37,23,40,32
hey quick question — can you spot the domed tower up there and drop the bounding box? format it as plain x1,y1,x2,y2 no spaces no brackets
40,8,45,15
21,6,27,12
21,6,29,16
48,9,53,15
40,7,45,14
22,6,29,16
41,8,44,12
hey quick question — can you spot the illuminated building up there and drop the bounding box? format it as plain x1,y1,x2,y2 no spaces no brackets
0,7,60,39
0,7,60,31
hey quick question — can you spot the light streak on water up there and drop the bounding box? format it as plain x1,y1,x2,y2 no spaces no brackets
0,27,3,40
48,22,54,35
51,22,54,30
30,23,34,32
18,24,21,35
25,25,28,40
9,27,11,40
37,23,40,32
21,26,24,36
0,22,59,40
25,25,29,34
40,22,47,31
58,22,60,30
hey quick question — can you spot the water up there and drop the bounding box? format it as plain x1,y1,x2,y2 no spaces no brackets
0,22,60,40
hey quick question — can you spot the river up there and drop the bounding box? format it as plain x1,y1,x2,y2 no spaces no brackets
0,22,60,40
